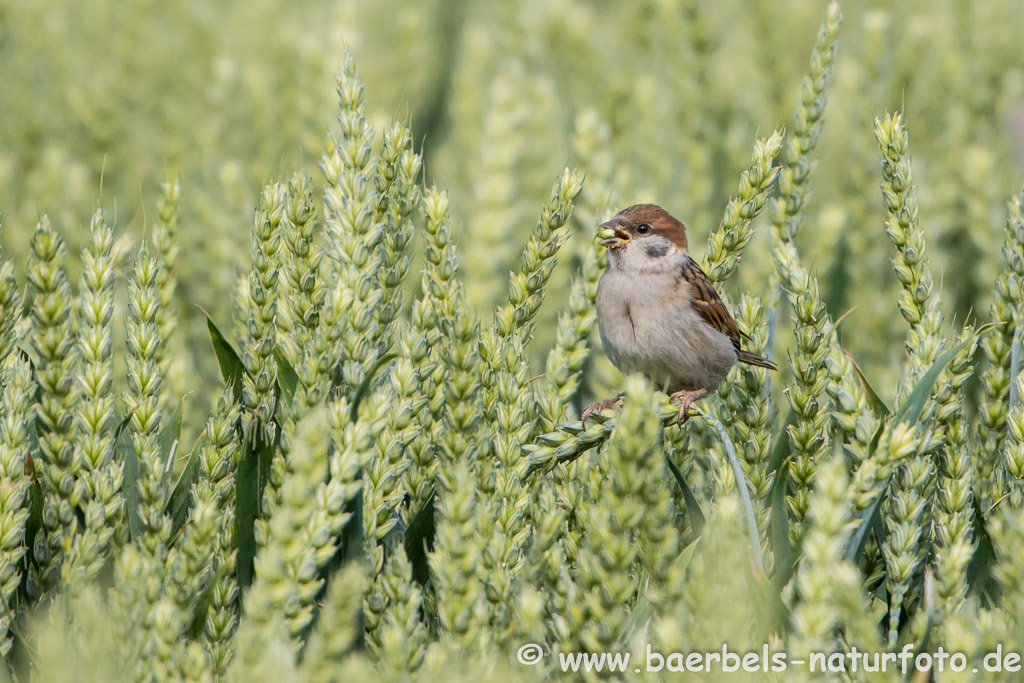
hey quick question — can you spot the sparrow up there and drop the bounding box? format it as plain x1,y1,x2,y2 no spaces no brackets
584,204,777,425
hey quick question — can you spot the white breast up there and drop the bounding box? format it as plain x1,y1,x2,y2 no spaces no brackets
596,265,737,394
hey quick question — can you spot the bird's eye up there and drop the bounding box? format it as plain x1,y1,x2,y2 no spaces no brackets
636,223,651,234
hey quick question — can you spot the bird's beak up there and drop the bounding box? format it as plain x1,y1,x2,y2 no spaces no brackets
597,220,630,249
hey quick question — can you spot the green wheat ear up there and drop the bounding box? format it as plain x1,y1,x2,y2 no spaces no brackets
67,209,122,587
125,245,168,558
0,353,32,656
242,183,284,444
153,178,182,398
198,387,242,677
998,185,1024,502
28,216,82,590
704,129,783,284
767,0,843,548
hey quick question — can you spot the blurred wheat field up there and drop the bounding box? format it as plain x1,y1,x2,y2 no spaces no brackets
4,0,1022,414
2,0,1024,680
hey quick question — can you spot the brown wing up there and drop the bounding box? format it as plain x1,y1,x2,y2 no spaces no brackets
680,257,742,352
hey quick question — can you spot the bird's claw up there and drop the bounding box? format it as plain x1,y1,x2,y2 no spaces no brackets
581,393,623,426
669,389,709,426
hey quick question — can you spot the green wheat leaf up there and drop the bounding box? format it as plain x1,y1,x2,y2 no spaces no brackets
201,306,244,403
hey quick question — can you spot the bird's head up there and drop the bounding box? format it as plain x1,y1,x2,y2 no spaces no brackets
597,204,688,270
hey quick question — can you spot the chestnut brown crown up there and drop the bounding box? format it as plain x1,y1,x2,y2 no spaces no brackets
604,204,689,250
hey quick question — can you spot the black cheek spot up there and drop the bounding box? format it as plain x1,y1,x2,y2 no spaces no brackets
645,243,670,259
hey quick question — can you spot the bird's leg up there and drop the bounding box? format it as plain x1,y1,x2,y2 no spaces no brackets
669,388,710,425
581,393,624,426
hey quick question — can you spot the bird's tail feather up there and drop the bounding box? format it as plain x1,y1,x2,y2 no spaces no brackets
738,350,778,371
